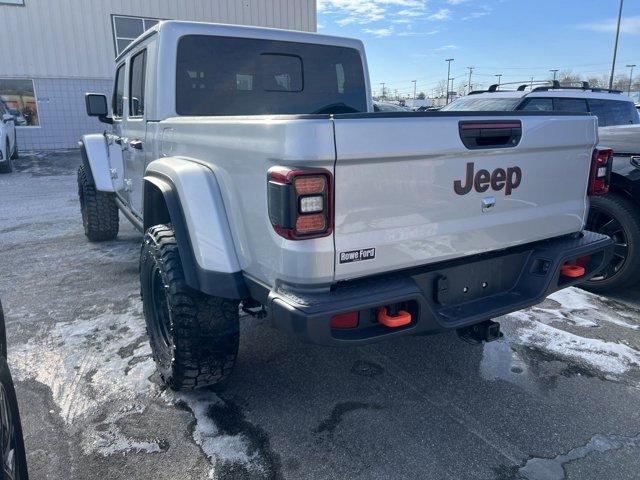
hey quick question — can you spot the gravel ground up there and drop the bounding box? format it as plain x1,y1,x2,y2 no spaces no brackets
1,151,640,480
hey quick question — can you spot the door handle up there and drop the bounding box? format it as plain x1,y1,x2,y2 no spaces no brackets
129,139,143,150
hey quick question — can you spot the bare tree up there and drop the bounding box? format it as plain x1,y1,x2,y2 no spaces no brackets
435,79,448,98
417,92,426,100
557,70,582,86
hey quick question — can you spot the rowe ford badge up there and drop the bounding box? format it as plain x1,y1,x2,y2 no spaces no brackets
340,248,376,264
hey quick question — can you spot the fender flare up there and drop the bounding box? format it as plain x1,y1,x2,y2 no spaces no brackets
143,162,249,300
79,134,114,192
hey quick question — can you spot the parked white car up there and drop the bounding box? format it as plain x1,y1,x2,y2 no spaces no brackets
0,101,18,173
79,21,613,390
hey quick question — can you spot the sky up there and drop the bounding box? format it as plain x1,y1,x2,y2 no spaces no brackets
317,0,640,97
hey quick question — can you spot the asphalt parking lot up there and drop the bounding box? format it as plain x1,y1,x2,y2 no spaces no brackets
1,150,640,480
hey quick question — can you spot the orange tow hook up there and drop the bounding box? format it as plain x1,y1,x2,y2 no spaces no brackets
560,263,585,278
377,307,412,328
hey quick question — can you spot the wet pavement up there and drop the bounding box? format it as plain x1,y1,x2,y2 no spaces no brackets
1,151,639,480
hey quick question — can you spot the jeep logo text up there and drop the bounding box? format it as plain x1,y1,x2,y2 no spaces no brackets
454,162,522,196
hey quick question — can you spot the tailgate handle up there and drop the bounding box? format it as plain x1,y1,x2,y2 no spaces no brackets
459,121,522,150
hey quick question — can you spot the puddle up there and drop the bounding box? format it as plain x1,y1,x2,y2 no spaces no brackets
519,432,640,480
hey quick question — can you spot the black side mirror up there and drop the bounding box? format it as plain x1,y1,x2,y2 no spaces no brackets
85,93,113,124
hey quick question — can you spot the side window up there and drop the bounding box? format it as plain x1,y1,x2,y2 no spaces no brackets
554,98,588,113
520,98,553,111
588,99,638,126
129,50,146,117
113,64,125,117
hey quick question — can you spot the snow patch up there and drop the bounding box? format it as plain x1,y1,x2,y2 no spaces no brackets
167,390,265,479
511,320,640,375
12,298,155,422
11,297,165,456
543,288,640,331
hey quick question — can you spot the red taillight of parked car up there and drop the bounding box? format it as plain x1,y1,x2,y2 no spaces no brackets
588,148,613,196
267,166,333,239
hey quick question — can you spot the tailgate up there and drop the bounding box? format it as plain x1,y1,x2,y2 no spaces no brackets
332,113,598,280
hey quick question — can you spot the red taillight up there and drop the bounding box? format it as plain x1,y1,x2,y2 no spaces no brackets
267,167,333,240
588,148,613,196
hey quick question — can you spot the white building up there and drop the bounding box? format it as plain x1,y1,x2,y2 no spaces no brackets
0,0,316,150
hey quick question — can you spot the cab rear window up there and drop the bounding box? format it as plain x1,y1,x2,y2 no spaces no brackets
175,35,367,116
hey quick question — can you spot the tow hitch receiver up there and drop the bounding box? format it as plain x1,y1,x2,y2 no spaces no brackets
560,263,585,278
457,320,502,344
377,306,412,328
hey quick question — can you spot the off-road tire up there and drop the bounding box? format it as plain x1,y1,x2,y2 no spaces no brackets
140,224,240,390
0,140,12,174
77,164,119,241
582,193,640,293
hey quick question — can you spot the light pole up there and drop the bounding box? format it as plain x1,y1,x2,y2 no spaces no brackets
467,67,474,94
530,76,534,89
494,74,502,86
626,64,636,95
380,82,386,100
609,0,625,89
549,69,559,82
412,80,417,100
445,58,454,104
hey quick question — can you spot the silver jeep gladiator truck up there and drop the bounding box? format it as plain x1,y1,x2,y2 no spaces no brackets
79,21,614,390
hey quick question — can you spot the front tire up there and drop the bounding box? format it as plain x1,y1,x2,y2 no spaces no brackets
77,165,119,241
0,302,29,480
140,224,240,390
0,140,12,174
582,193,640,293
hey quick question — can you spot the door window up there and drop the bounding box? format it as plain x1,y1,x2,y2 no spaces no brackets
519,98,553,111
554,98,588,113
113,64,126,117
129,50,146,117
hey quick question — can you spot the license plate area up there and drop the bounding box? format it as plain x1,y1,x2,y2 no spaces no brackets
414,251,530,306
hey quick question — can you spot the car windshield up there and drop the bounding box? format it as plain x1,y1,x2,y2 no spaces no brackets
441,97,522,111
374,102,408,112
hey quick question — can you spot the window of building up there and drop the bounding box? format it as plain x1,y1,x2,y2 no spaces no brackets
129,50,146,117
113,64,126,117
0,79,39,126
112,15,159,56
175,35,367,116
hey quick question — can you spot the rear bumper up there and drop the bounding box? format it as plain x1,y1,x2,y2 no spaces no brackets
268,231,614,346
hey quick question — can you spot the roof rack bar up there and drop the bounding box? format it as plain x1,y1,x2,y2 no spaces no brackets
531,85,623,93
